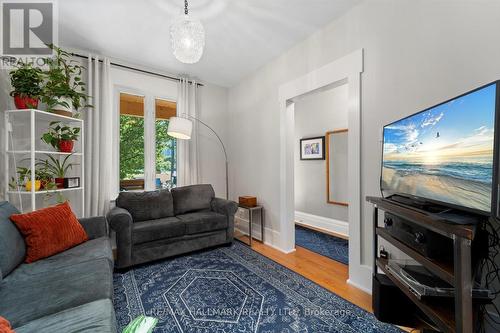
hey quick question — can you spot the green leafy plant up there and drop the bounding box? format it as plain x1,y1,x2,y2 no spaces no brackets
41,44,92,112
38,154,76,178
9,167,31,189
9,60,44,98
8,166,55,190
41,121,80,149
36,165,57,190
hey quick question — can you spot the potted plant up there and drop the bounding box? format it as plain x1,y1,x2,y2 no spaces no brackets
8,167,52,192
38,154,76,189
12,167,40,191
9,60,43,109
41,121,80,153
41,45,91,117
36,165,57,190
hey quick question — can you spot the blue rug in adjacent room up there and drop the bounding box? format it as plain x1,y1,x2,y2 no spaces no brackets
295,225,349,265
113,242,401,333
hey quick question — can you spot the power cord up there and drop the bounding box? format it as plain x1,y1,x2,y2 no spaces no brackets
476,218,500,332
8,123,23,212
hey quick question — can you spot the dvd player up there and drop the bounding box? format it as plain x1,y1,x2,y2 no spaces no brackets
386,260,492,301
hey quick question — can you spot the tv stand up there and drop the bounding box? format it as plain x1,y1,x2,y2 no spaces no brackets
367,196,485,333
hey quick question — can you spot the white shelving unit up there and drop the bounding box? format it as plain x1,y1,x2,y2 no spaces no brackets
4,109,85,217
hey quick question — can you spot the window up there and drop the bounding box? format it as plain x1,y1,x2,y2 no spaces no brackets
119,93,177,191
155,98,177,190
119,93,145,190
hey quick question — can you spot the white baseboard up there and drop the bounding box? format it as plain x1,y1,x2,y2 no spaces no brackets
295,211,349,237
347,278,372,295
235,220,296,254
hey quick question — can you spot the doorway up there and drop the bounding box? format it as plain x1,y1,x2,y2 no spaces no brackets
279,49,372,291
293,84,349,265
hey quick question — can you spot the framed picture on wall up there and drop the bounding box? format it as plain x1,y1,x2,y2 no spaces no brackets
300,136,325,160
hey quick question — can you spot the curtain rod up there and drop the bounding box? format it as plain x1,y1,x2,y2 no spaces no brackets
70,52,204,87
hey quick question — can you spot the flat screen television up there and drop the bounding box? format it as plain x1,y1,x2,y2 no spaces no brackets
381,81,500,215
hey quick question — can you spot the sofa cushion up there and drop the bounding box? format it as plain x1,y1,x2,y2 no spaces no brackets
14,299,116,333
132,217,185,245
116,190,174,222
177,211,227,235
0,201,25,279
10,202,89,263
0,258,113,328
171,184,215,215
0,316,14,333
5,237,113,281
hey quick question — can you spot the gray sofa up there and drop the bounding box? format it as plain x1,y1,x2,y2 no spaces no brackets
108,184,238,269
0,201,116,333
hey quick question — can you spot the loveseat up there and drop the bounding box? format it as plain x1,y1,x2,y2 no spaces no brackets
108,184,238,269
0,201,116,333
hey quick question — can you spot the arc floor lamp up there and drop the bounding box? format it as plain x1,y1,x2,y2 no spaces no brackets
167,115,229,199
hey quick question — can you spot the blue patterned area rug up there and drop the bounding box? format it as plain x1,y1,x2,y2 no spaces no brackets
295,225,349,265
113,242,401,333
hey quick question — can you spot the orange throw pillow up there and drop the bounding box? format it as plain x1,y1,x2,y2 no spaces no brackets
10,202,88,263
0,316,15,333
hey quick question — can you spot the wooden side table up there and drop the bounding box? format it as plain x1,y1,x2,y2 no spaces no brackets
237,205,264,246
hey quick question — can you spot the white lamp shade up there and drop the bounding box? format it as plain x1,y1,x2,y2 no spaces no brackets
168,117,193,140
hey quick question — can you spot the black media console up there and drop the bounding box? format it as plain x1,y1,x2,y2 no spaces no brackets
367,196,489,333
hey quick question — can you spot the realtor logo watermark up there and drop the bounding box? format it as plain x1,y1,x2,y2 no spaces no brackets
1,0,57,65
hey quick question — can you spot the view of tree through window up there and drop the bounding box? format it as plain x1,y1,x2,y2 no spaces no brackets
120,115,145,180
155,117,177,189
119,93,177,191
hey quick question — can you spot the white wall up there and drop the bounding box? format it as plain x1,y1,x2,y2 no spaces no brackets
197,83,229,197
228,0,500,291
294,85,348,222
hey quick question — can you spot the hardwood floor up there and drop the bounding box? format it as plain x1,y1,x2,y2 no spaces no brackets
236,236,415,332
236,235,372,312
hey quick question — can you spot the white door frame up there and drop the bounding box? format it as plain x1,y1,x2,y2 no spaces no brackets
278,49,371,292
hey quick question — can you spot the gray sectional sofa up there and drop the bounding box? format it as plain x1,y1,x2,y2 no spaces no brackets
108,184,238,269
0,201,116,333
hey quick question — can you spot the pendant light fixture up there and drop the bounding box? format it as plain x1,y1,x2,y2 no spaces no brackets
170,0,205,64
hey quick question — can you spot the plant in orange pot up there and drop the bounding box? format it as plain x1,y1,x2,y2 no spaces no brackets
37,155,76,189
41,121,80,153
9,61,43,109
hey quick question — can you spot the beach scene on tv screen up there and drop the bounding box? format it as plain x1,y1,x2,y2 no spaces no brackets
382,84,496,212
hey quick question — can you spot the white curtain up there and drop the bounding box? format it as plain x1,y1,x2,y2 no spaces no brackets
84,55,113,216
177,77,200,186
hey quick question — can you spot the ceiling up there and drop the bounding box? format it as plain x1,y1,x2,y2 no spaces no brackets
59,0,359,87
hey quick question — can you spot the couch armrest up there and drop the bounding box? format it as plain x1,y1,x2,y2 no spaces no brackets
211,198,238,243
107,207,133,268
107,207,133,231
211,197,238,217
78,216,109,239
